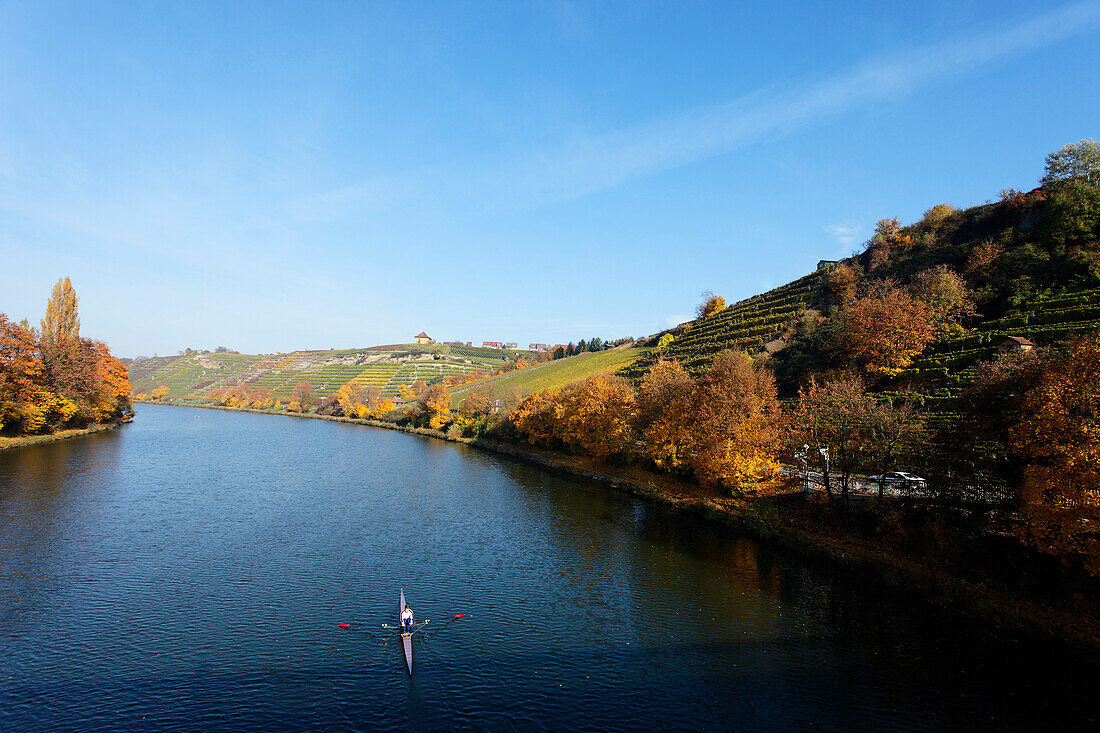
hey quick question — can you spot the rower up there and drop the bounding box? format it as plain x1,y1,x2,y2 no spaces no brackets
400,603,414,633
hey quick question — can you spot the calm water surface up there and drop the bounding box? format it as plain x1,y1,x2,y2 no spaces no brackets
1,405,1097,731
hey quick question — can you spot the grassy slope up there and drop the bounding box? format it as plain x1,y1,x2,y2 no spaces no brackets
129,344,535,400
451,348,647,402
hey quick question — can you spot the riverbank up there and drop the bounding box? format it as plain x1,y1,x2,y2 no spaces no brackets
136,400,1100,658
0,415,132,452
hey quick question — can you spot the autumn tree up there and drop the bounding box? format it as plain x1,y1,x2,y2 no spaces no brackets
688,350,781,492
0,315,43,433
290,381,315,411
510,390,560,448
786,374,875,505
911,265,976,337
39,277,80,386
840,281,934,376
965,238,1004,279
635,359,696,470
557,374,637,459
696,290,726,319
419,383,452,430
222,385,248,407
397,384,416,401
919,203,958,230
826,264,861,309
151,385,170,401
511,375,636,459
411,380,428,398
250,387,275,410
1008,335,1100,569
372,398,396,418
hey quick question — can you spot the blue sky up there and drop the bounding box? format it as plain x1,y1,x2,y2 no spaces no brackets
2,1,1098,357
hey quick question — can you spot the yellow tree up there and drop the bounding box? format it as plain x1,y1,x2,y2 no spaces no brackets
151,385,170,401
689,350,781,492
371,398,395,418
510,390,562,448
636,360,696,470
421,383,452,429
39,277,81,387
911,265,976,338
696,290,726,319
397,384,416,401
556,374,636,459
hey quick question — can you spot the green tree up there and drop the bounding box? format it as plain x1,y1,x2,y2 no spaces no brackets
1041,139,1100,187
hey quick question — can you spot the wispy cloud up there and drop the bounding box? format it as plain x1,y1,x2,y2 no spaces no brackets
824,223,863,247
299,1,1100,220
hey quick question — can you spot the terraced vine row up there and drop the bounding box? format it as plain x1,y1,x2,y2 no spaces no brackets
623,270,826,378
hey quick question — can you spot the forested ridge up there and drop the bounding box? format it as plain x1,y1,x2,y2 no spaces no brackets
1,278,132,436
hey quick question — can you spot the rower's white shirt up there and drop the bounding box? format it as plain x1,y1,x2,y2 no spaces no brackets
401,608,413,623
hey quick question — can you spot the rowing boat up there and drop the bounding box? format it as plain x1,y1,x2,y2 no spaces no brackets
399,589,413,674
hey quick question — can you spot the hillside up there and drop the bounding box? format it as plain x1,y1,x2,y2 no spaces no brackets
129,343,539,400
451,347,646,403
627,181,1100,402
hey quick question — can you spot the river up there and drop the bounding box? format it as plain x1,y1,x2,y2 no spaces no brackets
1,404,1097,730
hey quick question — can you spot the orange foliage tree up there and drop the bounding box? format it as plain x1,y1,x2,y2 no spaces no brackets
0,315,44,433
840,282,934,376
1009,335,1100,569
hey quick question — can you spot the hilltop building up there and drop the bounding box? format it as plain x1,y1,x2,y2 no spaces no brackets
414,332,432,345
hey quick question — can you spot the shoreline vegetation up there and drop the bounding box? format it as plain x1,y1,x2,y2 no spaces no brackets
1,278,133,443
137,398,1100,659
0,413,132,452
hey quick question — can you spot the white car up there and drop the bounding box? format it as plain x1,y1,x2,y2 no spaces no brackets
866,471,928,490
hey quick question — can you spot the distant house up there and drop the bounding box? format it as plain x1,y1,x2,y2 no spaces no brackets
999,335,1036,353
505,342,518,349
482,341,504,348
414,332,432,345
817,259,839,270
529,343,549,351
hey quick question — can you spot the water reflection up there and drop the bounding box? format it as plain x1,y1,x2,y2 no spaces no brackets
0,406,1097,732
